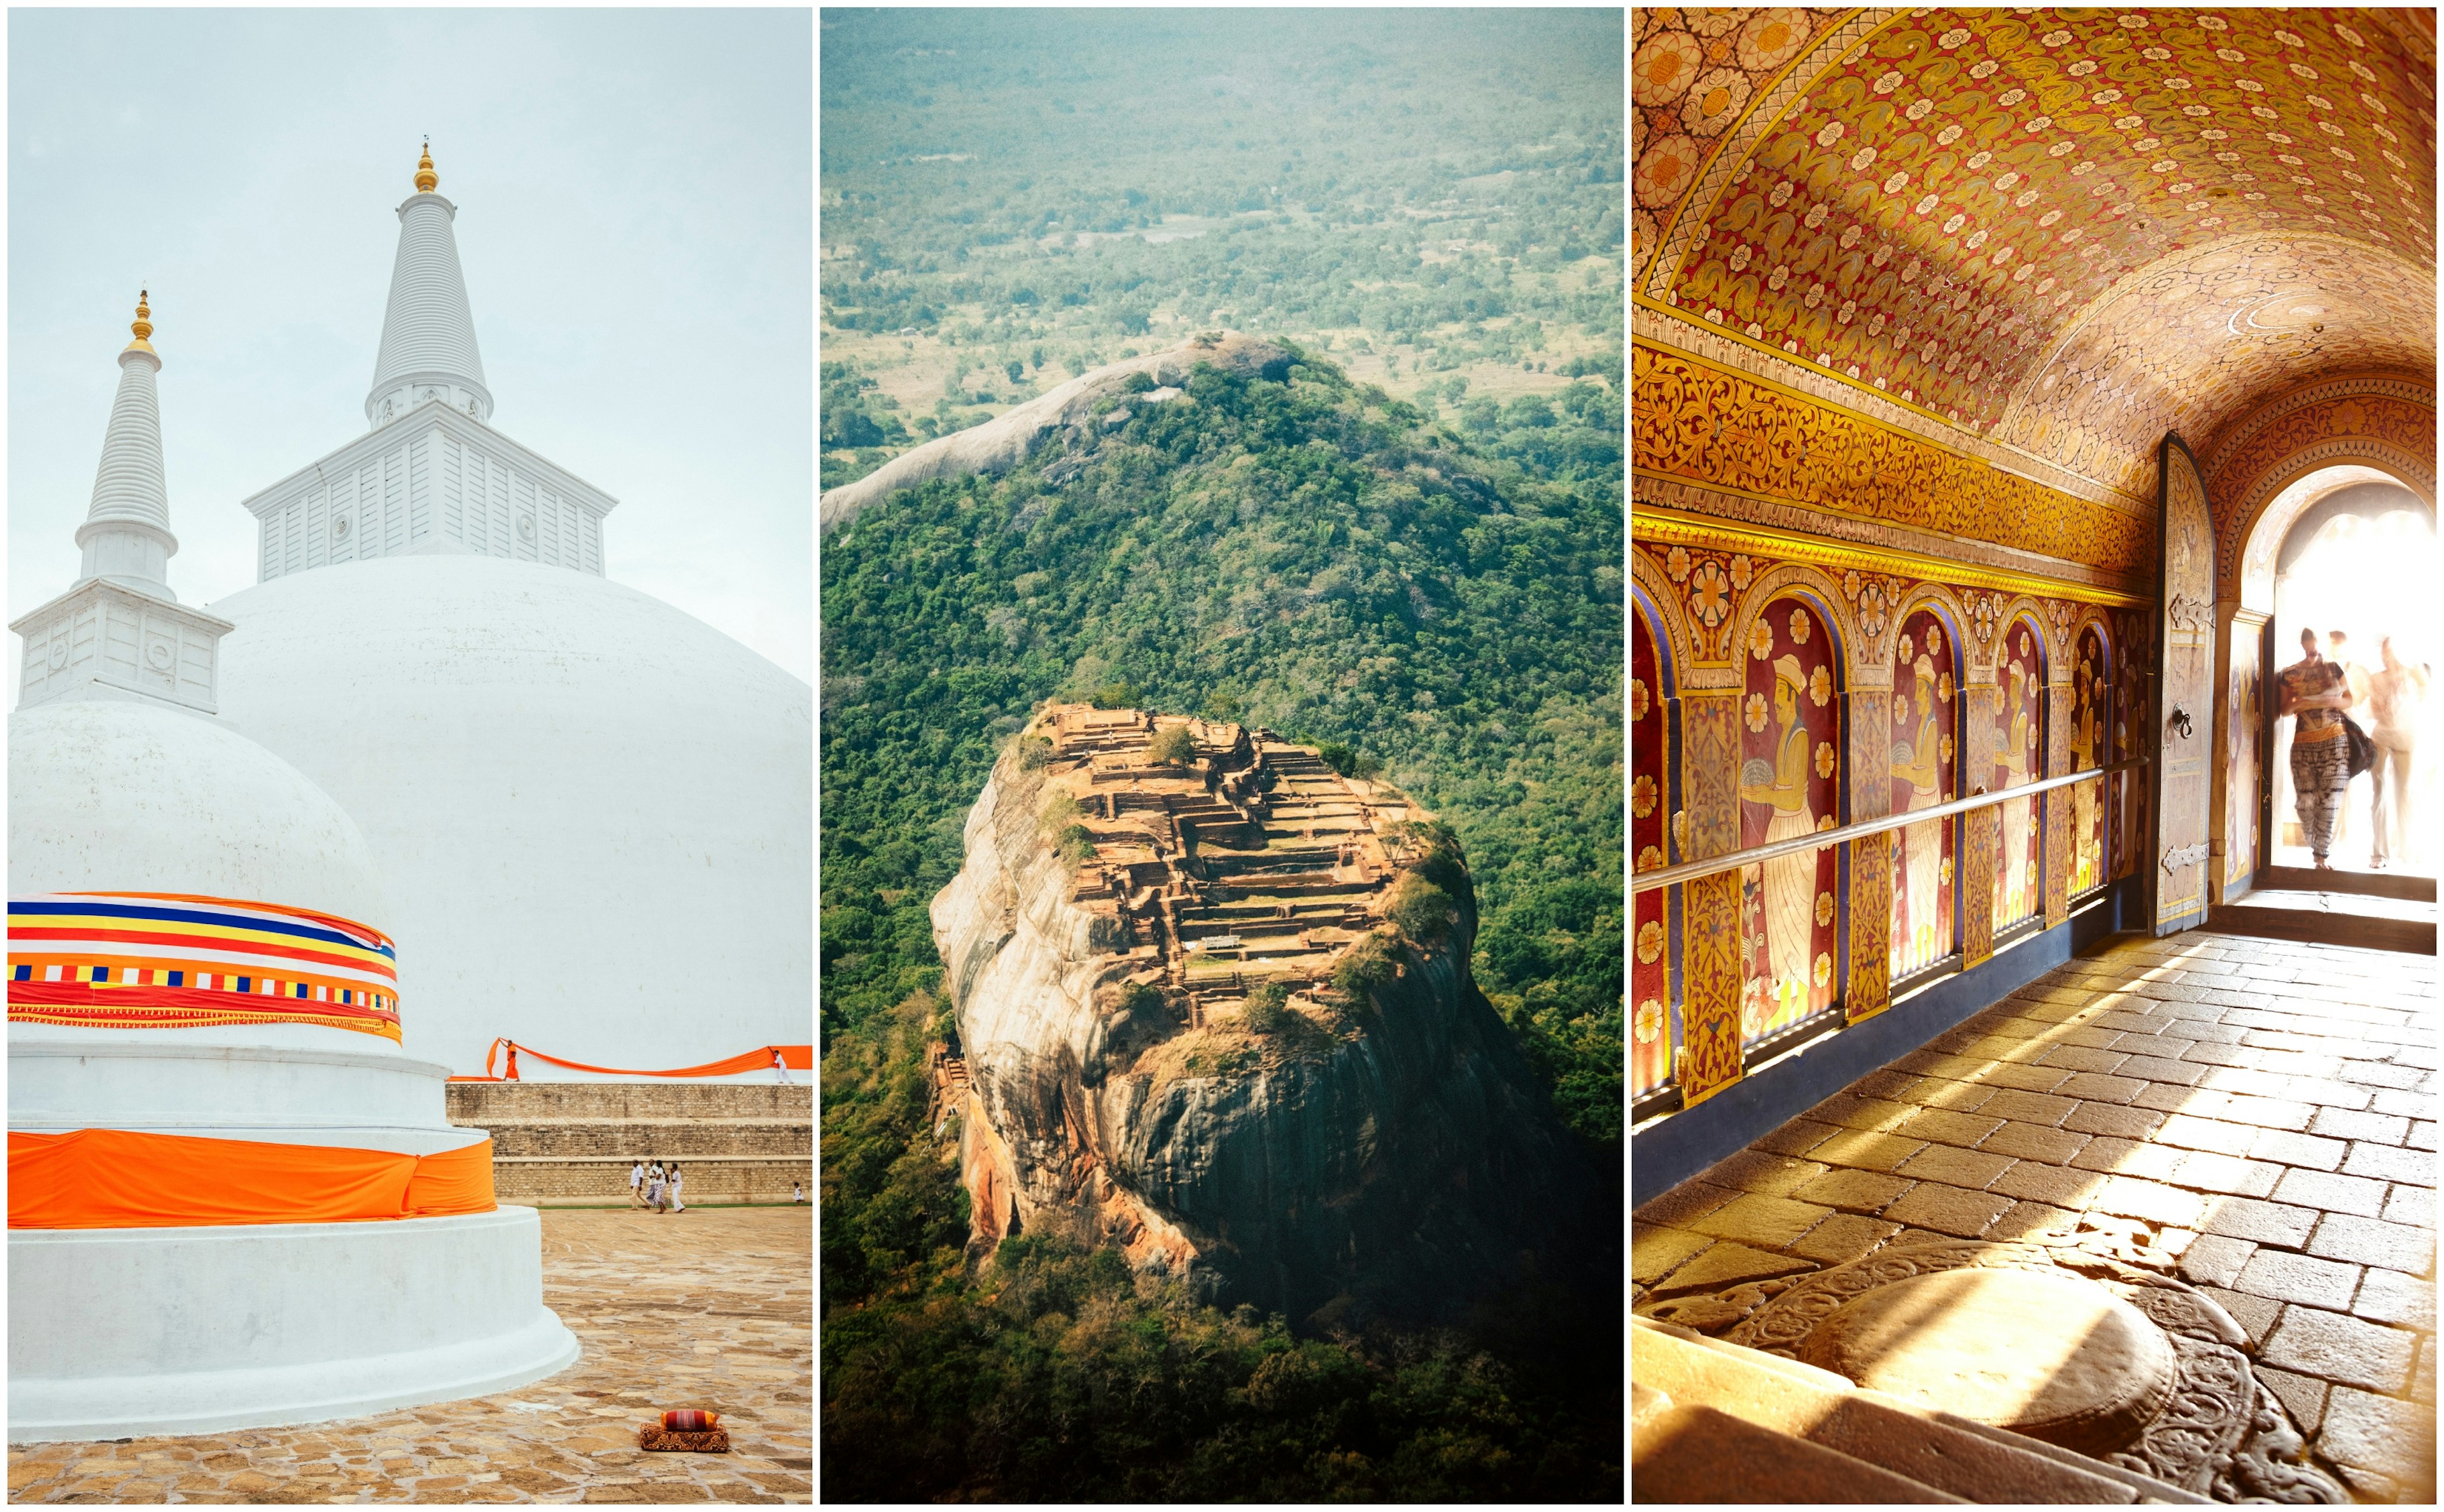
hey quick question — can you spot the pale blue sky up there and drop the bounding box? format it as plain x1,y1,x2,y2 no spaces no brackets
8,8,813,694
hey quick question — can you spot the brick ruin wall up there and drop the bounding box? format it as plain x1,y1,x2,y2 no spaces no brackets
447,1081,813,1206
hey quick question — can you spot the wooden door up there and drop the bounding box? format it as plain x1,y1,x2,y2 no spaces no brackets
2152,434,2216,934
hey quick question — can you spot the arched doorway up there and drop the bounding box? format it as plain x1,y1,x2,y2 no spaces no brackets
2238,466,2440,876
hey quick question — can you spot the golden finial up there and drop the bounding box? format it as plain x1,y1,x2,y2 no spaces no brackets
414,139,439,193
126,288,155,354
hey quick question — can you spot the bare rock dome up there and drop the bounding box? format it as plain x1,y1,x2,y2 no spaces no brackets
207,554,812,1077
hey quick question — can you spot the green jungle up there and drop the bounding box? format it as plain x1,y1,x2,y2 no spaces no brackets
820,10,1624,1502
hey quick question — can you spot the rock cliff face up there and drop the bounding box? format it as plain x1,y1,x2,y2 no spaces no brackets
930,704,1591,1326
818,331,1293,534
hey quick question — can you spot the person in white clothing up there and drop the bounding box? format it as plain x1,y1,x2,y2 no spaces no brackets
629,1159,645,1210
2369,636,2427,868
792,1180,804,1205
669,1165,685,1213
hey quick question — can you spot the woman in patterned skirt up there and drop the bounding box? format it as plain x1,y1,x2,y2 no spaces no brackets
2279,627,2353,870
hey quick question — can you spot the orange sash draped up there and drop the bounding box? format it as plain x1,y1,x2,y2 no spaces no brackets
467,1039,813,1081
7,1128,496,1229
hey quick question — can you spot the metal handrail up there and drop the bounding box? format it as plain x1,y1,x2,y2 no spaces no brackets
1632,756,2152,894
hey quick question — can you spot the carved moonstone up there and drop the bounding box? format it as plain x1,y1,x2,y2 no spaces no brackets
1797,1268,2177,1455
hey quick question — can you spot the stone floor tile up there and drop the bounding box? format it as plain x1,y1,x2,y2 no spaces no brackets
2249,1129,2349,1172
1633,1179,1744,1229
2215,1095,2318,1131
1790,1167,1917,1215
1849,1068,1925,1102
2061,1101,2167,1140
1652,1240,1818,1294
2307,1213,2437,1275
2253,1364,2330,1437
2231,1250,2363,1310
2051,1025,2129,1051
1892,1144,2014,1191
6,1208,813,1506
1631,1227,1716,1284
1785,1212,1905,1265
2053,1071,2147,1105
2172,1151,2283,1198
2409,1120,2438,1151
1976,1062,2079,1095
1897,1108,2009,1149
1701,1151,1834,1198
2092,1175,2206,1228
1977,1088,2080,1127
2200,1196,2325,1247
2070,1135,2144,1173
2340,1060,2427,1090
2177,1233,2256,1289
2350,1266,2438,1331
2317,1387,2436,1488
2312,1107,2413,1145
2203,1064,2309,1100
2371,1089,2429,1119
2417,1337,2438,1406
2133,1082,2219,1114
2383,1184,2434,1229
1984,1201,2082,1242
1879,1181,2013,1238
2262,1307,2419,1392
1748,1117,1843,1158
2271,1168,2391,1218
1805,1130,1930,1173
2156,1114,2262,1157
2037,1045,2131,1074
2342,1143,2436,1186
2196,1284,2284,1348
2180,1040,2258,1068
1687,1193,1836,1249
1813,1095,1921,1132
2327,1464,2401,1503
1912,1077,2002,1112
2286,1079,2378,1111
1988,1161,2107,1208
2113,1054,2208,1086
1976,1120,2090,1165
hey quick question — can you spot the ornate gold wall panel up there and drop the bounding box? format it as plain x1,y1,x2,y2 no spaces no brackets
1846,830,1893,1025
1633,343,2156,579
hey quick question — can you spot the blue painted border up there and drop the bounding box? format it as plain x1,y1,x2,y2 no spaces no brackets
1629,876,2138,1208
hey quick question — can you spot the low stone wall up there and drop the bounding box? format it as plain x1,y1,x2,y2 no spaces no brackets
447,1081,812,1207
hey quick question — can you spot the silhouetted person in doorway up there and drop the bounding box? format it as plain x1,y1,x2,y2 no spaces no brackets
2279,627,2352,870
2369,636,2428,869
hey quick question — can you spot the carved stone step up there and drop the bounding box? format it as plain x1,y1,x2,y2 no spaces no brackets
1633,1316,2212,1504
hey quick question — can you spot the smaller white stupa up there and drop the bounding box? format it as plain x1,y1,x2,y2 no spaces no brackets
7,296,578,1441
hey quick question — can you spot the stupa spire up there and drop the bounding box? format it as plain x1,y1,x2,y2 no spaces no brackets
367,141,491,428
11,291,232,714
78,289,178,596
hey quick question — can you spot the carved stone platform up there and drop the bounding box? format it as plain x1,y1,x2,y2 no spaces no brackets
1644,1234,2349,1503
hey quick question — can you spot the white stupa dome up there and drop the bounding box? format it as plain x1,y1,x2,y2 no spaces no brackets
208,553,812,1077
9,696,399,1058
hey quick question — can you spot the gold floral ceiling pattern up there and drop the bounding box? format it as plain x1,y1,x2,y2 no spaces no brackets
1634,6,2438,500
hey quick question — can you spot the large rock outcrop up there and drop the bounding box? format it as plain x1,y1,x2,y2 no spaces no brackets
818,331,1293,533
929,703,1592,1327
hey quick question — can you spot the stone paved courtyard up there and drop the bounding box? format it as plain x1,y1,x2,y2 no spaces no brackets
8,1207,812,1504
1634,930,2436,1502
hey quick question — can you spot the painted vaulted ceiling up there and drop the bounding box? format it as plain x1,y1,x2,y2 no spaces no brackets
1633,7,2438,506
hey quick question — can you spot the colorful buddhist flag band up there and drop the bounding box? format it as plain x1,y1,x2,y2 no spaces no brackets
8,1128,493,1229
7,892,402,1043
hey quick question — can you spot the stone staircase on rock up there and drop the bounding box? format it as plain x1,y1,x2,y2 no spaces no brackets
446,1081,811,1207
1632,1315,2212,1504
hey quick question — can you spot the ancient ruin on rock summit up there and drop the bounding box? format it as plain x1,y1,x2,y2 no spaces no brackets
931,704,1594,1325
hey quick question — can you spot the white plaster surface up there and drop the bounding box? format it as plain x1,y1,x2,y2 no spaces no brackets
207,554,812,1078
368,192,491,426
7,1206,579,1441
8,696,395,976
